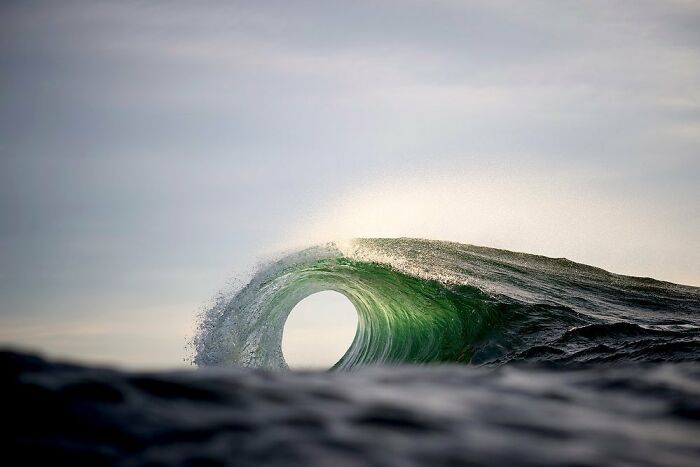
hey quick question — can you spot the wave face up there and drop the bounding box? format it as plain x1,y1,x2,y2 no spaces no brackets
194,238,700,369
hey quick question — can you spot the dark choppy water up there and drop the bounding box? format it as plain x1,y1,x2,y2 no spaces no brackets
5,351,700,466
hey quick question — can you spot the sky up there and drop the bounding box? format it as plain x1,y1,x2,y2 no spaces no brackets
282,291,358,370
1,1,698,368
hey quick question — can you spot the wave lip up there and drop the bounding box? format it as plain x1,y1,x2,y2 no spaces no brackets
194,238,700,369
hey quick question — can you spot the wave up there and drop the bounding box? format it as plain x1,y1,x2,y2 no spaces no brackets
193,238,700,369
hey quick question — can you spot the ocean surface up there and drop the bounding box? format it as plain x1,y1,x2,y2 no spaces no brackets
8,238,700,466
6,352,700,466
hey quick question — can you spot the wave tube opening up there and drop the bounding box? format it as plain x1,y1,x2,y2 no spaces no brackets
282,291,359,369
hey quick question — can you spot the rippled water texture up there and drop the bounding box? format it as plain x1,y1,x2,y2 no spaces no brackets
5,351,700,466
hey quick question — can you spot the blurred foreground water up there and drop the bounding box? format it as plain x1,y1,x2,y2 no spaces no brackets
5,350,700,466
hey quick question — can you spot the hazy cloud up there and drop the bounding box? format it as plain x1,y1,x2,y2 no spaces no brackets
1,1,698,366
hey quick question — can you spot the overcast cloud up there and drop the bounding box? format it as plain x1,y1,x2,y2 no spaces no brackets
1,1,698,367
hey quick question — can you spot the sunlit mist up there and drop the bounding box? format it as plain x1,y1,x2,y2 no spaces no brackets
292,168,699,286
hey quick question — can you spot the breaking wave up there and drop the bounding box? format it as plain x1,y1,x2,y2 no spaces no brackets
194,238,700,369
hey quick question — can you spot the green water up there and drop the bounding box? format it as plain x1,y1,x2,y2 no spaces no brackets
194,238,700,369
